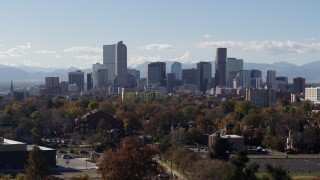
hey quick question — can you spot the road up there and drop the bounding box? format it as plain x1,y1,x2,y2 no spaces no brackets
156,159,188,180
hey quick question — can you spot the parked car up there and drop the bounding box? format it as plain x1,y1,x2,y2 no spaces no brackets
58,150,68,154
79,150,90,156
62,154,72,159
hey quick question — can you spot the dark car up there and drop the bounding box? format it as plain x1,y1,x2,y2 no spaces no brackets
79,150,90,156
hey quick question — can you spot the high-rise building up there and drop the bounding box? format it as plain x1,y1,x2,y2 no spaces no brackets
293,77,306,94
103,44,116,83
235,70,251,88
171,62,182,80
127,69,140,80
92,63,108,88
182,68,197,85
115,41,127,87
166,73,175,93
103,41,127,86
250,70,262,89
276,76,288,91
45,77,59,88
226,58,243,88
147,62,166,87
197,61,212,93
246,88,276,107
215,48,227,87
68,70,84,91
87,73,92,90
266,70,277,89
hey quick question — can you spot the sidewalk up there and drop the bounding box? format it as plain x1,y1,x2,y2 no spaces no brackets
156,159,188,180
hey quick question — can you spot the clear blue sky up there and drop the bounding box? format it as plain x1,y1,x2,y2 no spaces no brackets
0,0,319,68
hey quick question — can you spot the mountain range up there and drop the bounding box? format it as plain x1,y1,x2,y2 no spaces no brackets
1,61,320,83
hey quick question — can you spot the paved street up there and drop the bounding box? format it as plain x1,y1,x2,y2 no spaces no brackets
250,158,320,173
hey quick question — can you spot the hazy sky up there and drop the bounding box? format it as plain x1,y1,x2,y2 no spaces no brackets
0,0,319,68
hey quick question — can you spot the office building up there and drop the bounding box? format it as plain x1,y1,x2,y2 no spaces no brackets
197,61,212,93
276,76,288,91
226,58,243,88
41,77,61,95
293,77,306,94
250,70,262,89
166,73,175,93
171,62,182,79
182,68,197,85
215,48,227,87
115,41,127,87
0,137,56,169
45,77,59,88
87,73,92,90
235,70,251,88
68,70,84,91
147,62,166,87
266,70,276,89
92,63,108,88
103,41,127,86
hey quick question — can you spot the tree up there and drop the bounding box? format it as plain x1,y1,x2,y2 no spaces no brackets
98,137,159,180
191,159,231,180
209,134,231,161
226,150,259,180
264,163,291,180
24,146,50,180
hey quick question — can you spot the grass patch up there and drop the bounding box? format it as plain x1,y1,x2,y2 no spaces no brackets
256,172,320,180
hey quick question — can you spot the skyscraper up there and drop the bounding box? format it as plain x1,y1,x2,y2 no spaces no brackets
266,70,276,89
45,77,59,89
92,63,108,88
147,62,166,87
182,68,197,85
235,70,251,88
103,41,127,87
293,77,306,94
226,58,243,88
68,70,84,91
215,48,227,87
87,73,92,90
250,70,262,89
103,44,116,83
171,62,182,80
197,61,212,93
115,41,127,87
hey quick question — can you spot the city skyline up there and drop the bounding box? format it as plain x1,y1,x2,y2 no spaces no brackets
0,1,320,68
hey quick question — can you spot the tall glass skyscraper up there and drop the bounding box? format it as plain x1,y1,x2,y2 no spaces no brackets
103,41,127,87
215,48,227,87
171,62,182,80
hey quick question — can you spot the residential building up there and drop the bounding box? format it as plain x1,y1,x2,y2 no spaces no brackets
305,87,320,103
74,109,123,134
121,92,162,101
246,88,276,107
